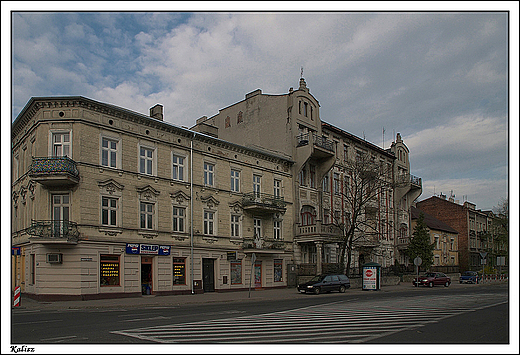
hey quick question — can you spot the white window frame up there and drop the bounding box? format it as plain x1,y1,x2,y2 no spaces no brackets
140,201,155,230
204,162,215,186
50,130,72,158
101,196,118,227
172,206,186,233
274,179,282,198
231,214,241,238
204,210,215,235
253,174,261,197
231,169,240,192
254,218,262,238
273,219,282,240
139,145,155,175
101,136,119,169
172,153,186,181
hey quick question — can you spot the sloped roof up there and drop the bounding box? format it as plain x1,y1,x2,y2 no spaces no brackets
411,206,458,234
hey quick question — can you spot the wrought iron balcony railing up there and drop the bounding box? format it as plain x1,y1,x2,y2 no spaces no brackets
27,219,80,242
242,192,286,214
242,237,286,250
297,133,334,152
29,156,80,186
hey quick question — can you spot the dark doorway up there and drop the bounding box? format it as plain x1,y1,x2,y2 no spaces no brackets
202,258,215,292
141,257,153,295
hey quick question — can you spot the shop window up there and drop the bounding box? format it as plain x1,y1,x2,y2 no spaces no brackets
231,260,242,284
274,259,283,282
173,258,186,285
100,255,120,286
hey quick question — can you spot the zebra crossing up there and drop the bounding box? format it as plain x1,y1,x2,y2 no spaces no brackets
112,293,507,343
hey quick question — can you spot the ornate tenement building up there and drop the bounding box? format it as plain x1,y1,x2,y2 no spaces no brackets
192,78,422,275
11,96,294,300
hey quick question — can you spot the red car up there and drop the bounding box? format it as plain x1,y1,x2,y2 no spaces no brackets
413,272,451,287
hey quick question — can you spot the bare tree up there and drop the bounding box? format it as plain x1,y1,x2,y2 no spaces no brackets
329,152,396,276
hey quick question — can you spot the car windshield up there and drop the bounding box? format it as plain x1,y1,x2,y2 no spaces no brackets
309,275,324,282
462,271,476,276
423,273,436,277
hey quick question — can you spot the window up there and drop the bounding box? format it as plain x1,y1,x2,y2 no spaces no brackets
204,162,214,186
231,170,240,192
322,174,329,192
102,197,118,226
100,255,120,286
309,165,316,188
52,194,70,237
254,218,262,237
52,132,70,157
253,175,261,197
172,154,185,181
273,219,282,240
343,144,349,161
274,179,281,197
173,207,185,232
140,202,154,230
204,210,215,235
333,173,340,195
139,147,154,175
231,260,242,284
299,168,306,186
304,102,308,117
173,258,186,285
101,137,118,168
323,209,330,224
274,259,283,282
301,206,316,226
231,214,240,238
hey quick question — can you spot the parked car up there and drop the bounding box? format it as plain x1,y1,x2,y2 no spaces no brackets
413,272,451,287
459,271,479,284
297,274,351,294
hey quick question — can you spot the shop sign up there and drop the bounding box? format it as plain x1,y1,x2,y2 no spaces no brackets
12,247,21,255
126,243,170,256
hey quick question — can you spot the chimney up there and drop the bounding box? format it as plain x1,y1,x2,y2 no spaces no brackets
150,104,163,121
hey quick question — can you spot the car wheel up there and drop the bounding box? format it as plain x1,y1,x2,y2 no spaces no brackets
313,287,321,295
444,281,450,287
429,282,434,288
459,281,462,284
339,285,346,293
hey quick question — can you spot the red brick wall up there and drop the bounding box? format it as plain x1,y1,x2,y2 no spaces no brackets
417,197,469,270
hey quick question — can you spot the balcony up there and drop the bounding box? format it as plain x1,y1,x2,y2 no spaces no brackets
297,133,334,158
242,192,286,215
242,237,287,253
29,156,80,187
410,174,422,188
295,222,343,243
27,220,80,244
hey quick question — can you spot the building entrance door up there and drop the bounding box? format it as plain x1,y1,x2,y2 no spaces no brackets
202,258,215,292
141,256,153,295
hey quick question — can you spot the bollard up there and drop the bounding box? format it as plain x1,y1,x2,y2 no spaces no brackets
13,286,21,307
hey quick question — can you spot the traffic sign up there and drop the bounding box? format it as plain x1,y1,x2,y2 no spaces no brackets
414,256,422,266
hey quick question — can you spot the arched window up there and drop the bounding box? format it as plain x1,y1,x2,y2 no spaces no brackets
301,206,316,226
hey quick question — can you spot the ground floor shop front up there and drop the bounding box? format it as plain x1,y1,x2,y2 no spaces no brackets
12,241,290,301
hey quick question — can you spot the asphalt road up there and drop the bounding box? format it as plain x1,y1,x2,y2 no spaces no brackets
10,283,510,349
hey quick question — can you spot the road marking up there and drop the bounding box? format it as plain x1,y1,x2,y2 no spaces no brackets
112,293,508,343
12,319,61,326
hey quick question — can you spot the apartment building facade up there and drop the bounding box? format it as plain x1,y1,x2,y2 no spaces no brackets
417,196,503,271
192,78,422,275
11,96,294,300
411,206,459,268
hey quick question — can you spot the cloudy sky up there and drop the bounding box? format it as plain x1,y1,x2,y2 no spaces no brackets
4,4,518,211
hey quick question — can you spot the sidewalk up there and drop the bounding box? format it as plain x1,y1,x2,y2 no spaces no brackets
12,283,410,311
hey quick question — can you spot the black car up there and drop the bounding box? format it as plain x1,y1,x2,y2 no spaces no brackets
297,274,351,294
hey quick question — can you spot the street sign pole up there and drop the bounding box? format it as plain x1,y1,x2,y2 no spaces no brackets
413,257,422,287
480,252,487,283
